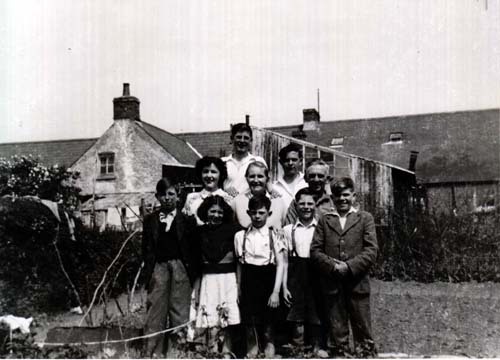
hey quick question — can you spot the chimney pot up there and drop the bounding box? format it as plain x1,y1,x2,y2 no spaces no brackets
245,114,250,125
123,83,130,96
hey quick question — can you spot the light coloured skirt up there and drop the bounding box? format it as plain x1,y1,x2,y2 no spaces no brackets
194,272,241,328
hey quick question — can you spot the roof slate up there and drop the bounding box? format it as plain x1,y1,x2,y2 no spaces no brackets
0,138,97,167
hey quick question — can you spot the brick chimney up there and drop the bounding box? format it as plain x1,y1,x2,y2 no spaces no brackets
302,108,320,131
113,83,140,121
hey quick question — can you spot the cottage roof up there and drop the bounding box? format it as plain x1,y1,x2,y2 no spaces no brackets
177,109,500,184
0,138,98,167
0,120,200,168
138,121,200,165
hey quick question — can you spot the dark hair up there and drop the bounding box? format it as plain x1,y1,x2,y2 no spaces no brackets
230,123,253,138
156,177,179,195
248,195,271,211
330,177,355,195
294,187,315,203
245,161,269,180
279,143,303,163
197,195,234,223
195,156,228,188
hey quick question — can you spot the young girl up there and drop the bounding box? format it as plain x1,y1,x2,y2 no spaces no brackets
193,195,242,356
183,156,233,225
234,195,287,358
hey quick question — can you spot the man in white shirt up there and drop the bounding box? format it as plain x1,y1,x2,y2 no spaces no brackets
273,143,308,207
222,123,266,196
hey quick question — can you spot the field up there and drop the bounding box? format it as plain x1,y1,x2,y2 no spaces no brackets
19,279,500,358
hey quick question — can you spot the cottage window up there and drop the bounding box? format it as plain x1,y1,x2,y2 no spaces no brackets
389,132,403,142
330,137,344,148
99,153,115,176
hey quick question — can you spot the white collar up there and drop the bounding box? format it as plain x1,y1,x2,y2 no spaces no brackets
247,225,270,235
330,207,358,218
159,209,176,217
226,153,256,163
276,172,303,185
200,188,223,199
244,190,270,199
293,218,317,230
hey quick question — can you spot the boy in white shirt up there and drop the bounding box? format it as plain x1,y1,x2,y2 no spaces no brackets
234,195,286,358
273,143,308,208
282,188,327,358
222,123,266,196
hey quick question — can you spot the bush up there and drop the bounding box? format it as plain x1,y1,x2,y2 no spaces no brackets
0,155,80,207
375,209,500,283
0,155,144,315
0,200,143,315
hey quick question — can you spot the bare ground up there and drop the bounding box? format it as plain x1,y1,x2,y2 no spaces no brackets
29,280,500,357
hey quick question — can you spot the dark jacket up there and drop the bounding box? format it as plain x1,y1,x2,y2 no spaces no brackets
310,210,378,295
142,210,201,289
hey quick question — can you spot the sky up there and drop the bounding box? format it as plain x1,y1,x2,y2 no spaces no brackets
1,0,499,143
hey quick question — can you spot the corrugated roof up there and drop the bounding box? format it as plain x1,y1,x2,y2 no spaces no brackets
138,121,201,165
0,138,97,167
176,109,500,184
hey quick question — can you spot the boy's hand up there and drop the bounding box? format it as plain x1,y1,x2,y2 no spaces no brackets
268,292,280,308
282,288,293,307
334,261,350,277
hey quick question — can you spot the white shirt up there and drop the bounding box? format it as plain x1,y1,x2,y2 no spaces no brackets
231,191,287,229
182,188,233,225
222,153,267,195
283,219,317,258
329,207,358,230
272,173,308,208
234,226,286,266
159,209,177,232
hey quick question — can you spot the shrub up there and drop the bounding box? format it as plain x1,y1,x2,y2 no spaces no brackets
0,155,143,315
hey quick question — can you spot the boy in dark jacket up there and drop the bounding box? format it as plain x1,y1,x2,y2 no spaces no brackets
142,177,200,358
310,177,378,357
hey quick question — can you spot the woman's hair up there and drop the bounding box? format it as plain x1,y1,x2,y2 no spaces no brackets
197,195,234,223
195,156,228,188
244,161,269,180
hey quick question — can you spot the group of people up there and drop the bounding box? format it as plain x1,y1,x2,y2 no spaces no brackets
142,123,379,358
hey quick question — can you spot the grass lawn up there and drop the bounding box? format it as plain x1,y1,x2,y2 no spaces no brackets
23,279,500,358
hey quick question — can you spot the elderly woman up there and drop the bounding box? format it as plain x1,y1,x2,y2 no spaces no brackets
231,161,287,229
183,156,233,225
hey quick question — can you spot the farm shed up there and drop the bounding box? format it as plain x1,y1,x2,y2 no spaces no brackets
250,126,417,225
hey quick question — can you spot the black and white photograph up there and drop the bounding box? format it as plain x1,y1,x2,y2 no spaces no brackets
1,1,499,358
